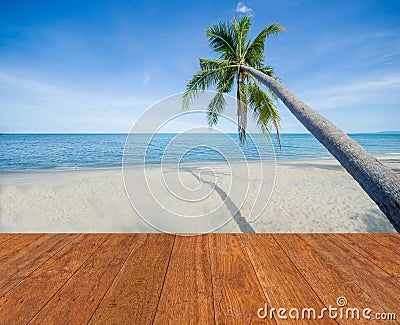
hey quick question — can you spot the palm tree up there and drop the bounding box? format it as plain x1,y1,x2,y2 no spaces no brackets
183,15,400,231
183,15,284,143
241,64,400,231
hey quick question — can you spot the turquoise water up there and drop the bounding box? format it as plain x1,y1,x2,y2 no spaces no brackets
1,133,399,171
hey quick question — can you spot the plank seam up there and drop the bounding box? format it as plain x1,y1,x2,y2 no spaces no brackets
238,234,278,325
308,235,398,314
207,234,217,325
368,234,400,256
349,279,395,320
152,234,176,325
271,235,341,325
26,234,110,324
0,234,78,299
87,234,147,323
0,234,44,260
333,234,400,278
0,234,17,246
322,235,400,317
327,234,397,280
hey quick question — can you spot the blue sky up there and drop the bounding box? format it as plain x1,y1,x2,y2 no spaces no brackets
1,0,399,133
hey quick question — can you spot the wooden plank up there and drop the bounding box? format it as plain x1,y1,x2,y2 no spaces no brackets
274,234,387,325
209,234,273,324
29,234,140,324
0,234,107,324
0,233,396,324
0,234,76,297
371,234,400,255
0,234,17,246
0,234,43,258
240,234,336,324
153,234,214,325
335,234,400,278
308,235,400,313
90,234,175,325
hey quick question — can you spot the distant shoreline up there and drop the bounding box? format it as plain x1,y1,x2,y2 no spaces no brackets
1,154,399,174
1,133,399,172
1,131,400,135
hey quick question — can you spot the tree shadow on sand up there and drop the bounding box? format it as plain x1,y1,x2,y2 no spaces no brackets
181,167,255,234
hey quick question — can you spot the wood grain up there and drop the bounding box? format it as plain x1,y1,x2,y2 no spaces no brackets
0,234,76,297
154,234,214,325
0,234,397,324
209,234,272,324
308,235,400,313
241,234,336,324
0,234,107,324
90,234,174,325
335,234,400,278
371,234,400,254
0,234,43,259
273,234,387,325
29,234,139,325
0,234,16,246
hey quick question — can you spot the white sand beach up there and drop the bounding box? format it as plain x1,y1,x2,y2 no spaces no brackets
0,156,398,233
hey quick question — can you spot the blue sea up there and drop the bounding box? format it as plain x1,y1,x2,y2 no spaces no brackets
1,133,399,172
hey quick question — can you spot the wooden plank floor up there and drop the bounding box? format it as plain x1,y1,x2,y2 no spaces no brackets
0,234,398,324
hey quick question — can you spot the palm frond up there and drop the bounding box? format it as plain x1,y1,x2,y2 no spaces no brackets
217,66,237,93
198,58,238,93
250,66,279,101
183,15,284,147
243,22,284,66
182,66,235,109
248,79,281,147
199,58,231,70
207,92,226,127
232,15,252,58
206,21,237,61
254,65,276,77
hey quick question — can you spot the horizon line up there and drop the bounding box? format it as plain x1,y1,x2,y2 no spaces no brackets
2,131,400,135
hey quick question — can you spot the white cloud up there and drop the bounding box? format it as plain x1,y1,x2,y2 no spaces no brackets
0,70,154,108
297,73,400,110
236,2,252,13
0,70,156,132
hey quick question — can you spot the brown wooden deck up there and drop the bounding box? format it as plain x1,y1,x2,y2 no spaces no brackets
0,234,398,324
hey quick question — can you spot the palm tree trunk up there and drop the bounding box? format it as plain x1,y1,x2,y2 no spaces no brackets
241,65,400,231
237,73,243,140
237,71,247,142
